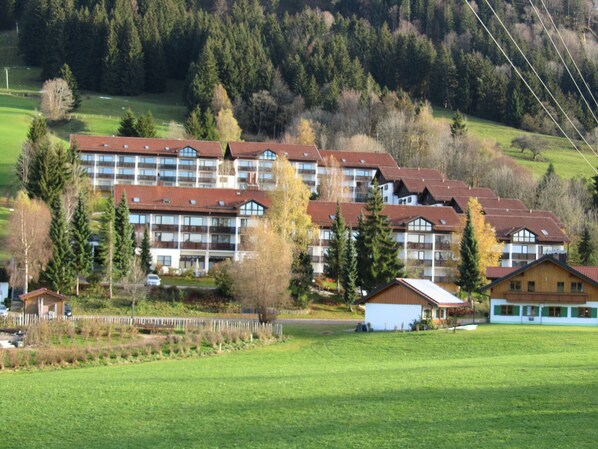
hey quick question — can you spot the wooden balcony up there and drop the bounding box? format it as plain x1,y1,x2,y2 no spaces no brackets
210,243,235,251
138,163,157,169
407,242,433,250
434,259,451,267
180,242,208,250
435,242,451,250
211,226,235,234
153,224,178,232
153,241,178,249
181,225,208,233
511,253,536,261
505,291,588,304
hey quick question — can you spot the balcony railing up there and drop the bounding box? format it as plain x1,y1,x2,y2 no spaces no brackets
97,161,115,167
178,176,196,183
434,259,451,266
198,165,217,172
211,226,235,234
153,224,178,232
96,173,114,179
180,242,208,250
137,175,156,181
311,255,323,263
435,242,451,250
118,162,136,168
407,242,433,250
511,253,536,260
138,163,157,168
505,291,587,304
181,225,208,233
210,243,235,251
116,174,135,180
197,177,217,184
153,241,178,249
159,164,177,169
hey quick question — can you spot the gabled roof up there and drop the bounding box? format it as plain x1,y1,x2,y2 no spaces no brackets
481,208,564,228
450,197,528,214
357,278,465,307
481,255,598,291
421,185,497,203
487,264,598,283
226,142,321,162
19,288,66,301
319,150,398,169
114,185,271,214
483,215,568,243
307,202,460,231
71,135,223,158
397,178,467,196
375,166,444,184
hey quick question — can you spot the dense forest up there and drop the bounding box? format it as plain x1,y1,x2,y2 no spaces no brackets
2,0,598,138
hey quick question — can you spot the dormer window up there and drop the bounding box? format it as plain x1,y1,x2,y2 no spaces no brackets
259,150,276,160
513,229,536,243
240,201,265,216
179,147,198,157
408,218,432,232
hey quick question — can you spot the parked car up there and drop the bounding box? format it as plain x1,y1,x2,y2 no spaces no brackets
0,305,8,317
145,274,161,287
64,304,72,317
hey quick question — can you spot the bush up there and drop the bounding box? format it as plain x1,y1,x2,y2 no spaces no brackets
211,261,234,300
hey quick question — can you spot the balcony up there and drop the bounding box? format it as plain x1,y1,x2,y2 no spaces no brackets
181,225,208,233
510,253,536,261
137,175,156,181
181,242,208,250
153,241,178,249
211,226,235,234
158,176,176,183
116,174,135,180
210,243,235,251
435,242,451,250
138,163,157,169
97,161,115,167
159,163,177,169
96,173,114,179
505,291,587,304
311,255,323,263
407,242,433,250
178,176,196,183
298,168,316,175
198,165,217,172
153,224,178,232
434,259,451,267
197,177,217,184
118,162,135,168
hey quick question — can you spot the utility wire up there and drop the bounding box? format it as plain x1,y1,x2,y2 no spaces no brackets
528,0,598,126
479,0,598,161
463,0,598,173
537,0,598,112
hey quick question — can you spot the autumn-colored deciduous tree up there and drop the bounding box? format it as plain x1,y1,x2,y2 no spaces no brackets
7,191,52,293
211,83,232,115
318,155,346,202
216,108,241,150
231,222,292,323
41,78,73,121
450,197,504,283
296,118,315,145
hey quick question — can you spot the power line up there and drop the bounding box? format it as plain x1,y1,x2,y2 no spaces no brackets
479,0,598,161
463,0,597,174
528,0,598,127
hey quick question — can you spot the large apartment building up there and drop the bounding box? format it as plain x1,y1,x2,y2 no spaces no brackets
115,185,461,282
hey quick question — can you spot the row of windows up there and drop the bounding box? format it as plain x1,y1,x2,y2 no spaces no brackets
495,305,597,318
154,233,232,244
509,281,584,293
133,213,265,226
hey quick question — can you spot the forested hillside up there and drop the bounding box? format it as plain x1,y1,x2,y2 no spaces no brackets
3,0,597,138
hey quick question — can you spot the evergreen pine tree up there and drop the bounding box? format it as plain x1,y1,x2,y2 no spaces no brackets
27,116,49,144
185,106,204,139
578,226,596,266
41,0,67,81
59,63,82,109
140,224,152,274
118,108,138,137
290,250,314,308
101,19,120,94
0,0,16,31
44,198,75,294
134,112,157,138
118,15,145,95
99,195,116,299
455,207,482,316
185,40,219,111
140,12,166,93
506,77,524,127
323,202,346,293
114,192,135,279
70,194,93,295
342,229,358,307
357,179,404,291
450,110,467,137
202,109,218,140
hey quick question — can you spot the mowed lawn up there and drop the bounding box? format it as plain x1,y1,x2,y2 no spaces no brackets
1,325,597,448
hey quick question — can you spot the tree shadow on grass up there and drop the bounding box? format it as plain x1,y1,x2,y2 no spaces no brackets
50,117,88,141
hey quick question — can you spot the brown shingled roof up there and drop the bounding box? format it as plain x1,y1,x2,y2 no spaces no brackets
398,178,466,196
114,185,271,214
19,288,66,301
450,197,528,214
422,185,497,203
72,135,223,157
484,214,568,243
226,141,321,162
375,166,444,183
319,149,397,169
481,208,564,228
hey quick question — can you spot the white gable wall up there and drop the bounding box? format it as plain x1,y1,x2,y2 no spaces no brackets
365,303,422,331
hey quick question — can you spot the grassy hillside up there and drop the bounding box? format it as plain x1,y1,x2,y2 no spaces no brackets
0,324,597,448
434,108,597,180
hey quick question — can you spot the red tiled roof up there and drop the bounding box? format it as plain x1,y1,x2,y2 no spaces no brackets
226,141,320,162
399,178,466,195
72,135,223,158
307,202,461,231
19,288,66,301
423,185,497,202
114,185,271,214
484,214,568,243
572,266,598,283
486,266,517,280
376,166,444,183
319,150,397,169
451,197,528,214
482,208,564,228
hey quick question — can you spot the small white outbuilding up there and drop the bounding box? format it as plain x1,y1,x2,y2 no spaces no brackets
357,278,466,331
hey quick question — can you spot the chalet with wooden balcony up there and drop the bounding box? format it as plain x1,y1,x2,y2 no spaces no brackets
374,167,446,205
482,255,598,326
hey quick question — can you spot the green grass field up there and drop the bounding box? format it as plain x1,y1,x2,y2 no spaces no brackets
1,324,597,448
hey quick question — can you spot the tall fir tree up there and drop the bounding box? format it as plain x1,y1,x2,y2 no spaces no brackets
185,39,219,111
44,198,75,294
41,0,67,81
101,18,120,94
455,207,482,314
59,63,82,109
27,116,49,144
203,109,218,140
578,226,596,266
356,179,404,291
185,106,204,139
99,195,116,299
134,112,157,138
118,108,138,137
140,11,167,93
140,224,152,274
450,110,467,137
290,250,314,308
114,192,135,279
70,194,93,295
342,230,358,307
118,15,145,95
323,202,346,293
506,76,524,127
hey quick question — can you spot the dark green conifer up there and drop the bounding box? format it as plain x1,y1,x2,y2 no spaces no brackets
44,198,75,294
185,106,204,139
59,63,82,109
70,194,93,295
134,112,157,138
342,230,358,307
140,225,152,275
324,203,346,293
114,192,135,279
118,108,138,137
455,207,481,310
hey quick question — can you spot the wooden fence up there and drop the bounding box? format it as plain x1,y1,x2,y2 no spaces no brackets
2,314,283,337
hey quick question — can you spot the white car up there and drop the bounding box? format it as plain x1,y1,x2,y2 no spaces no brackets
0,305,8,317
145,274,161,287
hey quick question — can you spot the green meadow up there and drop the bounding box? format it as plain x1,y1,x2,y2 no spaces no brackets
1,324,597,448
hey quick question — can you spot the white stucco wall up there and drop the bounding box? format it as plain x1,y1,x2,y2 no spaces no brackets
490,299,598,326
365,303,422,331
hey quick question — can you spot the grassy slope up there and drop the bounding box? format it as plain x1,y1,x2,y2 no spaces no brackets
1,325,597,448
434,108,596,180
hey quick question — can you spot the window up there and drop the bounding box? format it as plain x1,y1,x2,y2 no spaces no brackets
81,154,94,162
513,229,536,243
527,281,535,292
211,217,231,227
509,281,521,291
499,305,516,316
571,282,583,292
98,167,114,174
407,218,432,232
179,159,196,166
576,307,592,318
179,170,195,178
239,160,256,168
212,234,231,244
154,215,175,225
155,232,174,242
198,159,216,169
138,169,156,177
160,158,177,166
98,155,114,163
159,170,176,178
183,216,207,226
525,305,538,317
183,233,202,242
139,157,156,165
556,282,565,293
259,150,276,160
117,168,134,175
119,156,135,164
157,255,171,266
322,230,332,241
129,214,147,225
547,307,564,317
179,147,197,157
240,202,264,216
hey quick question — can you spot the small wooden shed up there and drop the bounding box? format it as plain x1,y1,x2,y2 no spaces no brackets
19,288,67,318
357,278,466,331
